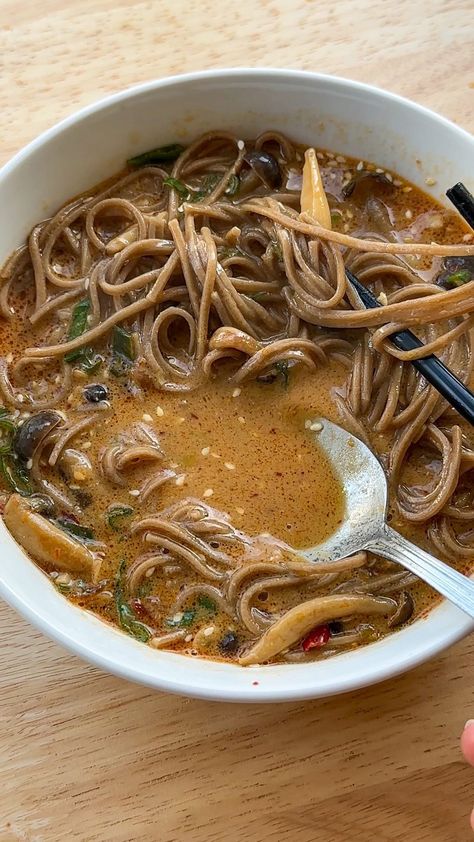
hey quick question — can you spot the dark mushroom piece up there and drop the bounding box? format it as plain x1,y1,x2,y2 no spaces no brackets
84,383,109,403
14,410,63,460
243,150,281,190
388,591,414,628
342,170,395,201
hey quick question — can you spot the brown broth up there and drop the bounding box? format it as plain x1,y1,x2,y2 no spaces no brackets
0,139,471,665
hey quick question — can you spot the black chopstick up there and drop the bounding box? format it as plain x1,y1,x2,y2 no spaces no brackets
446,182,474,228
345,269,474,426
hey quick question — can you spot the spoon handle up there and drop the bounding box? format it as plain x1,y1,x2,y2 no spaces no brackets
368,526,474,620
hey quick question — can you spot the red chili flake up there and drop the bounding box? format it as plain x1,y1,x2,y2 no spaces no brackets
129,598,150,621
252,681,259,686
302,624,331,652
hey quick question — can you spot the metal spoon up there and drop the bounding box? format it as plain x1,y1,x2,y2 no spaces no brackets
305,418,474,618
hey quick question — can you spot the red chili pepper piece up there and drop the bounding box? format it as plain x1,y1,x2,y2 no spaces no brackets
302,624,331,651
129,598,150,621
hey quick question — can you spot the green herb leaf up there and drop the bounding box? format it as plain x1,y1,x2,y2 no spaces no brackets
110,326,135,377
275,359,290,388
163,177,191,199
127,144,185,168
0,454,32,495
106,504,134,531
56,517,94,542
270,240,283,261
197,595,216,613
331,211,342,227
166,609,195,628
444,270,471,288
64,300,102,371
0,408,14,433
248,292,266,301
115,559,152,642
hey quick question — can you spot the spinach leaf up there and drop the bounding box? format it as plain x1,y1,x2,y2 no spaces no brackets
443,270,471,288
198,594,216,613
106,504,134,531
115,559,152,642
64,300,102,371
163,177,192,199
127,144,185,168
0,453,32,495
110,326,135,376
166,609,195,628
56,517,94,543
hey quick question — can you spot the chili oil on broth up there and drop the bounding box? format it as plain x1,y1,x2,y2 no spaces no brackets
0,131,473,666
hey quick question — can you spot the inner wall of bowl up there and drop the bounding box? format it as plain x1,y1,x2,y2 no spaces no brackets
0,69,473,700
1,70,473,260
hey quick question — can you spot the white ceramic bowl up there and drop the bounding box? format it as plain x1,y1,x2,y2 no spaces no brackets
1,69,473,702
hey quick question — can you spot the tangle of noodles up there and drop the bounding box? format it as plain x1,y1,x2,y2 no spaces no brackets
0,130,473,665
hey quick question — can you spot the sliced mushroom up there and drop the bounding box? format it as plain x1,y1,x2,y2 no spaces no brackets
388,591,414,628
243,150,281,189
3,493,101,581
14,411,63,460
239,593,396,665
59,448,93,483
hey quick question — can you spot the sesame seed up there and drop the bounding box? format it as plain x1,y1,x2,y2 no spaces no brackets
82,441,92,450
316,151,325,160
402,186,413,193
173,612,183,623
405,209,413,219
463,233,473,242
145,567,156,578
309,421,323,432
238,416,246,424
211,452,221,459
236,506,245,515
203,626,215,637
5,353,13,364
304,419,311,429
425,176,436,186
177,417,185,424
142,413,153,423
203,488,214,498
237,139,245,150
175,475,186,487
328,159,337,167
384,172,393,182
16,394,24,403
232,388,241,398
336,155,346,163
356,161,364,171
129,489,140,497
375,167,384,174
377,292,388,306
393,179,402,187
201,446,210,456
156,406,164,417
224,462,236,470
84,278,90,290
26,459,33,470
185,634,193,643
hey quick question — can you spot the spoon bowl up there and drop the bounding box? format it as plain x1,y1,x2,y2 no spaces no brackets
305,418,474,620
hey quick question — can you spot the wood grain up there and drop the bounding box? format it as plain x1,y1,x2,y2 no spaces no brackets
0,1,474,839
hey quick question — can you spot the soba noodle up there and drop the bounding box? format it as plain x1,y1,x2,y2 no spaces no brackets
0,130,473,665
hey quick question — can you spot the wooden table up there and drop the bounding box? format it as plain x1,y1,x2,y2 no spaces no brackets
1,1,473,839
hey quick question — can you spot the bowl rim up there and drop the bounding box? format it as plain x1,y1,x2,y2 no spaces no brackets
0,66,473,702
